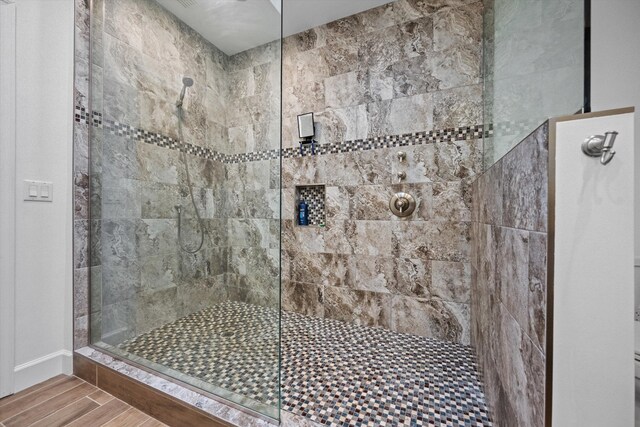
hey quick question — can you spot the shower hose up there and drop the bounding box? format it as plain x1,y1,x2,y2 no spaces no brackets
176,106,205,254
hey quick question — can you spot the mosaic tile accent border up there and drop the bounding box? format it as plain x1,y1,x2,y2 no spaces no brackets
285,125,484,160
483,118,546,139
76,106,226,162
76,106,484,165
117,301,493,427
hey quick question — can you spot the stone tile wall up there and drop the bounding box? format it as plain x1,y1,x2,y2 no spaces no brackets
73,0,91,349
470,122,548,426
280,0,483,344
86,0,252,344
80,0,284,343
282,0,483,150
221,43,282,309
71,0,253,347
74,0,485,347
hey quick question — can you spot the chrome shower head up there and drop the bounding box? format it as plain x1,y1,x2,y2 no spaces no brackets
176,76,194,108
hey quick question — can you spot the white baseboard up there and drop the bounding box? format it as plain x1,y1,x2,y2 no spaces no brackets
13,349,73,392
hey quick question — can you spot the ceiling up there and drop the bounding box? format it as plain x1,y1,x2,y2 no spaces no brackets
155,0,394,56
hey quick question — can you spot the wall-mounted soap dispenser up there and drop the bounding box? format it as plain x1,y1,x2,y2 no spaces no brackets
297,112,316,155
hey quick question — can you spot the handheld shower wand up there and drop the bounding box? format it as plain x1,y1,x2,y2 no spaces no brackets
175,76,205,254
176,76,194,108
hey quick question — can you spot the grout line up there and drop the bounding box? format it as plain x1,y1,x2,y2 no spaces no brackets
135,412,152,426
85,388,115,406
113,408,151,427
1,378,85,421
78,403,122,426
85,396,105,406
498,300,546,358
26,398,94,427
5,383,91,426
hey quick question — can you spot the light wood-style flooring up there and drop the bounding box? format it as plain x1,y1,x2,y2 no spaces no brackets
0,375,167,427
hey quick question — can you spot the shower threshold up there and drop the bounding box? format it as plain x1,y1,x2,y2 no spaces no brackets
113,301,492,427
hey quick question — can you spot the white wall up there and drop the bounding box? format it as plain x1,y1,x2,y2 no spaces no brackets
591,0,640,261
0,0,17,398
11,0,74,391
552,111,635,427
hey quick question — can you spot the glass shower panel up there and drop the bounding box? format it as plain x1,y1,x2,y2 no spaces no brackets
483,0,585,167
89,0,282,419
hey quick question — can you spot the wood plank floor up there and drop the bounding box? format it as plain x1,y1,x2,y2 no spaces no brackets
0,375,167,427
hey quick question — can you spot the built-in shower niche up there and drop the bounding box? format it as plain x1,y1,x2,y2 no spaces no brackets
295,185,326,226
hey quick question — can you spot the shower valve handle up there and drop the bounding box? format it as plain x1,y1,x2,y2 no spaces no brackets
389,192,416,217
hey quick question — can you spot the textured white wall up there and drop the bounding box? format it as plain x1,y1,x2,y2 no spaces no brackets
552,112,635,427
12,0,74,391
0,0,17,398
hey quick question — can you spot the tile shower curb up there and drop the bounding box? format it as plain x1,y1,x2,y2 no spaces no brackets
74,347,278,427
73,348,331,427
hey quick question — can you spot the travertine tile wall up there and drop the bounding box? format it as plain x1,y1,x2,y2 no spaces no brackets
86,0,248,344
470,122,548,426
282,0,483,149
280,0,483,344
76,0,284,344
222,43,282,308
74,0,485,347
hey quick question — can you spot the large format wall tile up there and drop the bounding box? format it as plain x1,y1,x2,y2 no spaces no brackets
391,296,469,343
471,121,549,426
366,93,435,137
431,260,470,303
324,287,392,329
502,122,549,232
283,281,325,318
281,1,483,151
136,287,178,335
77,0,484,346
528,231,547,352
279,0,483,342
83,0,282,340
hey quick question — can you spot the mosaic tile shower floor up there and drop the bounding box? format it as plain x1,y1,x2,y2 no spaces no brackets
118,301,492,427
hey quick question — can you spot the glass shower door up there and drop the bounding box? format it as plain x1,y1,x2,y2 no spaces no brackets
88,0,282,419
483,0,586,167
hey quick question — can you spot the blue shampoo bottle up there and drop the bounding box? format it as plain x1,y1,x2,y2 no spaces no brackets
298,200,309,226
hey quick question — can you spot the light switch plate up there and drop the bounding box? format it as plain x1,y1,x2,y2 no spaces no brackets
23,180,53,202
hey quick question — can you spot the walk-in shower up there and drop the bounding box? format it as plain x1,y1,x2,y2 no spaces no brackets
89,0,282,417
82,0,587,425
